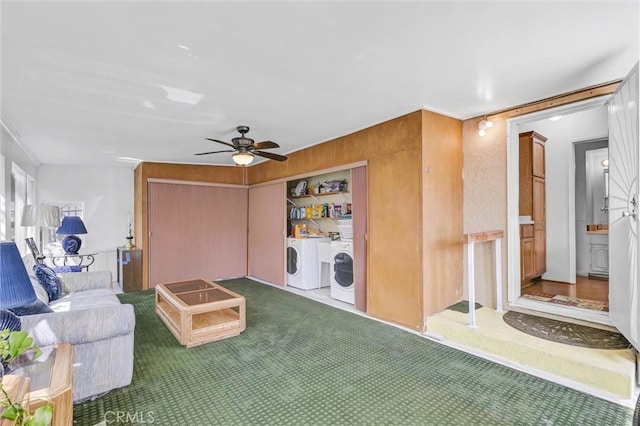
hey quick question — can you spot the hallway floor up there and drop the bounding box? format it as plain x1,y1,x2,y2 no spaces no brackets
523,276,608,305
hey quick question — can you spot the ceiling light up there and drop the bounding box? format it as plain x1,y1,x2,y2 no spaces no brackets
549,115,563,121
232,152,254,166
478,116,493,137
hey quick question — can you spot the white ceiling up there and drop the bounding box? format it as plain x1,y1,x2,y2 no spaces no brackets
1,1,638,167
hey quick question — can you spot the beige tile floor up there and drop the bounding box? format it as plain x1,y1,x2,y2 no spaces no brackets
427,307,637,407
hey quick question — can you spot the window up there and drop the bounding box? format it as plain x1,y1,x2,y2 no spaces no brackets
48,201,83,244
11,163,27,254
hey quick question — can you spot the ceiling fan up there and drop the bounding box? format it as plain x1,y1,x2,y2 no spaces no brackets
195,126,288,166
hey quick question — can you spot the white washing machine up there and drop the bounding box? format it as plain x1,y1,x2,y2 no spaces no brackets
330,240,354,304
287,237,330,290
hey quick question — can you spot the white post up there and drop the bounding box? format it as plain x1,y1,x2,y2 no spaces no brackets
467,242,477,328
495,238,503,313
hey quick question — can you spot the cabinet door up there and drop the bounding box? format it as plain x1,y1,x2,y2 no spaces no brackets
589,244,609,274
532,177,545,227
521,238,535,283
148,183,248,287
532,139,545,178
119,248,142,292
534,229,546,276
248,182,286,286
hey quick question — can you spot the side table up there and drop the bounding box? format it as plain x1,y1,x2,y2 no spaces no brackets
0,375,30,426
12,343,73,426
117,247,143,292
49,253,97,271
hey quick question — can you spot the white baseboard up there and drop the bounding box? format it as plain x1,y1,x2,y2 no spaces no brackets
541,272,575,284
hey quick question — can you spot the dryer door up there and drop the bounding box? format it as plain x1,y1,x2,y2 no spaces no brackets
333,252,353,288
287,246,300,276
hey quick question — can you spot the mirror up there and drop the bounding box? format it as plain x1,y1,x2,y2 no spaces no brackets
585,147,609,224
603,168,609,212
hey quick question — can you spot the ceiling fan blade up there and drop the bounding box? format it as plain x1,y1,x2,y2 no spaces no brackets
195,150,235,156
205,138,235,148
254,150,288,162
252,141,280,150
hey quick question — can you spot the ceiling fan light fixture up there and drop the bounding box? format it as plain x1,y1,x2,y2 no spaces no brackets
232,152,254,166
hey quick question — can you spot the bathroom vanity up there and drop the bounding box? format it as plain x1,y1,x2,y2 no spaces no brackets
587,230,609,279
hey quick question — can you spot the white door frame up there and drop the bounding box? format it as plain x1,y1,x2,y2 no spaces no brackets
506,95,612,325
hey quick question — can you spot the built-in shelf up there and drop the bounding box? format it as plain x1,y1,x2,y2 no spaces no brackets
290,217,338,221
290,191,349,199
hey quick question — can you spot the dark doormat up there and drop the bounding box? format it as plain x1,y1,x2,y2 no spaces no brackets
503,311,631,350
447,300,482,314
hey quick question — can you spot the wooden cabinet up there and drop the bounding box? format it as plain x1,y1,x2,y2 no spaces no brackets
519,131,547,284
118,247,143,292
520,224,535,284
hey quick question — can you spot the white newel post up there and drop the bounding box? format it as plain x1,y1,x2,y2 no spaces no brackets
467,241,477,328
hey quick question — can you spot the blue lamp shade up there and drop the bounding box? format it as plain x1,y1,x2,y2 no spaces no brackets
0,242,37,309
56,216,88,255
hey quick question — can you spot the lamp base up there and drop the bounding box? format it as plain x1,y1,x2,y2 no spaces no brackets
62,235,82,254
124,236,135,250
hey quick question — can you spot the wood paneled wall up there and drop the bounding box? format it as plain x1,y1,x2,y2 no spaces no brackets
134,110,464,331
134,162,244,289
249,110,462,330
421,110,463,320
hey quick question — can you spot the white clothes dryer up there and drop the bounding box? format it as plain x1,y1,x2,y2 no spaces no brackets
330,240,355,304
286,237,330,290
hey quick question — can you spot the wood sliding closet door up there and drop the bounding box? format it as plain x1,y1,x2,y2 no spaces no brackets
148,182,248,288
352,166,368,312
247,182,286,285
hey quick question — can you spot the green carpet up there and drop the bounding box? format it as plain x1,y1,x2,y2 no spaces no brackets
73,278,632,425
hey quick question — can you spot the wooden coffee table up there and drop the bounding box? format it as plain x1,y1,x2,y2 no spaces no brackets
155,279,246,348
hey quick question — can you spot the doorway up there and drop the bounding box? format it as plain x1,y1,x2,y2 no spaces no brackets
507,96,612,326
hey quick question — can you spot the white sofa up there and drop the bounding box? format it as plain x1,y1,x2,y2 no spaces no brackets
19,257,136,402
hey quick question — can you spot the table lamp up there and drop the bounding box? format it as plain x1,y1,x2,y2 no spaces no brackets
21,204,61,252
0,242,37,310
56,216,88,255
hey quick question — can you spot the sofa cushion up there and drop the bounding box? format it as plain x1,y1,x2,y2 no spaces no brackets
10,299,53,316
33,264,63,301
30,277,50,304
49,288,121,313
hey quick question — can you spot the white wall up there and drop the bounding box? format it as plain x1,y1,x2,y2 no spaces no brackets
38,165,135,278
519,105,608,282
